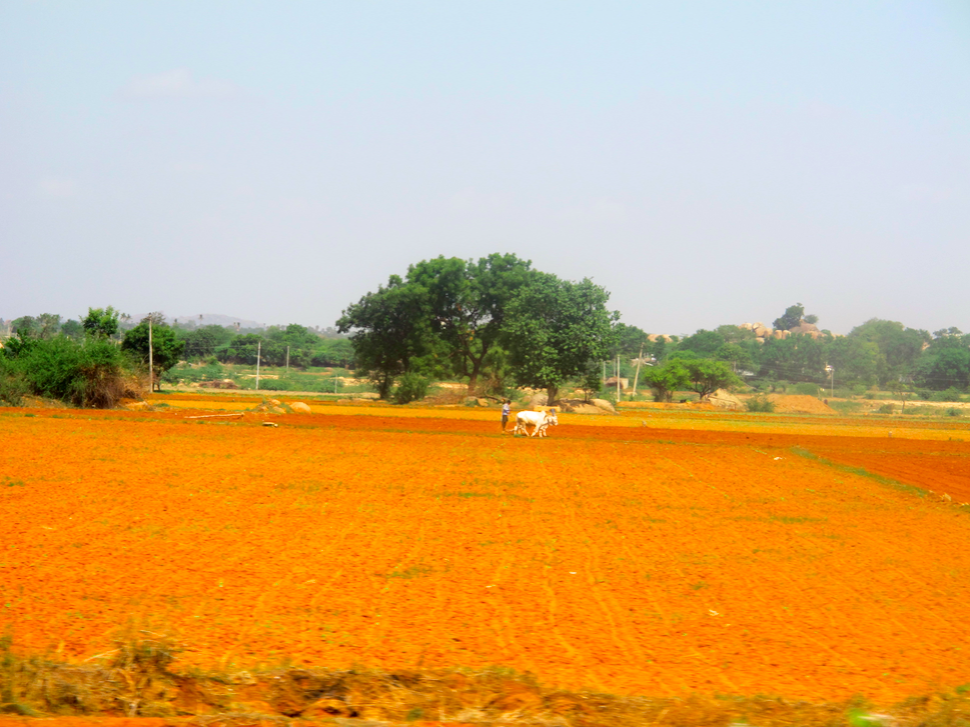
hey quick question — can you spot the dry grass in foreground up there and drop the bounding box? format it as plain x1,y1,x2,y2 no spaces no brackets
2,633,970,727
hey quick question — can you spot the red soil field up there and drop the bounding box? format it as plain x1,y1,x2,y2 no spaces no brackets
806,439,970,504
2,407,970,706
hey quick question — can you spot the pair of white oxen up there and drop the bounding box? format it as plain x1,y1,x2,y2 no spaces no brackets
511,407,559,438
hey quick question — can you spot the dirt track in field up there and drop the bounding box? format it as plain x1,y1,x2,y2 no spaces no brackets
2,406,970,705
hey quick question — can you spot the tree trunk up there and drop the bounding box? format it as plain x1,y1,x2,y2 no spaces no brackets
466,349,486,395
546,385,559,404
377,373,394,400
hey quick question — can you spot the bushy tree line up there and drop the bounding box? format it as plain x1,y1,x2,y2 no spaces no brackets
0,308,141,407
611,308,969,399
174,323,354,369
337,254,619,402
4,291,967,408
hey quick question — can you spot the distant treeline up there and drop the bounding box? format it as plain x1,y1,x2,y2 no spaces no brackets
613,308,967,396
1,315,355,369
3,295,969,407
169,323,354,368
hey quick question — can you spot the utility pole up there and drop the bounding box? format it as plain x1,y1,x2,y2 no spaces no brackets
285,345,290,373
256,341,261,391
616,355,621,402
631,343,644,400
148,316,154,393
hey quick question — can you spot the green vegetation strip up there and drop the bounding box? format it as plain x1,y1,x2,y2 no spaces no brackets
789,446,928,499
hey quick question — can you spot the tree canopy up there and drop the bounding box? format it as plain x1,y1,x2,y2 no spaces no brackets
404,253,535,390
337,274,440,399
772,303,816,332
337,256,617,401
122,322,186,391
82,307,121,339
502,273,618,403
641,360,689,402
682,359,741,400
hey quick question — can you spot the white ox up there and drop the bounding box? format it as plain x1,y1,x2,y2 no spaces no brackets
512,408,559,438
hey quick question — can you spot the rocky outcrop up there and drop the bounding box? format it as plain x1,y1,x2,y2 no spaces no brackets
557,399,606,414
528,392,549,408
590,398,616,413
707,389,744,410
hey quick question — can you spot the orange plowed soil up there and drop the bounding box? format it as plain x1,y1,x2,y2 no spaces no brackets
3,407,970,705
808,441,970,504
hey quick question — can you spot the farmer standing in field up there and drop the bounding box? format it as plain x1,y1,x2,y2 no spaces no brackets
501,400,511,433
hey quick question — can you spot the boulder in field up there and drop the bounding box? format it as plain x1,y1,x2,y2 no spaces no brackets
707,389,744,410
559,399,604,414
290,402,312,414
591,398,616,413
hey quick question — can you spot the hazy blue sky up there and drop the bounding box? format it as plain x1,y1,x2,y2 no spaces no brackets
2,1,968,334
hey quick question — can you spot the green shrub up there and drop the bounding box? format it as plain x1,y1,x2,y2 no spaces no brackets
0,367,29,406
163,361,225,384
876,403,894,414
746,396,775,413
0,336,140,408
945,407,962,417
393,373,430,404
930,388,964,403
251,377,295,392
791,382,820,397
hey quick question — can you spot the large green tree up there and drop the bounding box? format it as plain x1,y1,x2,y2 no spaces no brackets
678,329,726,358
914,330,970,391
848,319,928,384
683,359,741,400
338,254,535,397
82,307,121,339
502,273,618,403
773,303,816,332
641,360,689,402
60,319,83,340
759,335,826,382
613,323,651,357
825,336,880,386
181,324,235,360
336,275,440,399
122,321,186,391
405,253,535,391
715,342,754,373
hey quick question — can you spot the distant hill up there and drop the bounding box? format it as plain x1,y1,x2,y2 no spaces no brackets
168,313,267,330
121,313,348,338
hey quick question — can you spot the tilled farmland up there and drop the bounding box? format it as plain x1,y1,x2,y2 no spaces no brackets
2,403,970,718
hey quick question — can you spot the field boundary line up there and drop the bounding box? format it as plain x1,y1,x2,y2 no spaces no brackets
789,447,930,500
